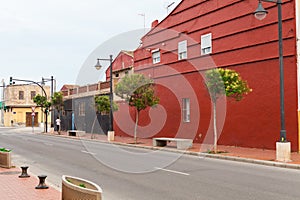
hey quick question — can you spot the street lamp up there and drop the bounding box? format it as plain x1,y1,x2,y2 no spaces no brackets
254,0,290,161
94,55,114,133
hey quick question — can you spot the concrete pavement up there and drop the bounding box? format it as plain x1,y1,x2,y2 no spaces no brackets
1,127,300,199
0,167,60,200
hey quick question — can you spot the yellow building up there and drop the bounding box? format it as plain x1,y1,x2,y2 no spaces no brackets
3,84,50,127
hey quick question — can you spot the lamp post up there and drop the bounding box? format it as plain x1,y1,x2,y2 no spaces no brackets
94,55,114,134
254,0,291,161
42,76,56,128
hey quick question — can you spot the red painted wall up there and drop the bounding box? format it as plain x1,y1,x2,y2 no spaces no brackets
114,0,298,151
106,51,133,81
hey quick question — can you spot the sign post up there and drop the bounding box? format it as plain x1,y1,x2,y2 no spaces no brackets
31,107,36,133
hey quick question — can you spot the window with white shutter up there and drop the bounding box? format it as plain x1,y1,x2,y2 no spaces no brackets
182,98,190,122
152,49,161,64
178,40,187,60
201,33,212,55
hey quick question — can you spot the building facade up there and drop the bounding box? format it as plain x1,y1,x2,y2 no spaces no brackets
3,84,50,127
61,50,134,133
114,0,300,151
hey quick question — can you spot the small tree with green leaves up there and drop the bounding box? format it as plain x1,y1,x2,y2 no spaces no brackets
33,94,51,132
115,74,160,143
205,68,252,153
92,95,118,138
95,95,118,115
51,92,64,115
51,92,64,133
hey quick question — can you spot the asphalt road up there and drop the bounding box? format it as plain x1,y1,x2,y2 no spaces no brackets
1,127,300,200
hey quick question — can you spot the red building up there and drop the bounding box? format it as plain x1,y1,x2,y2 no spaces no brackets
105,50,134,81
114,0,300,151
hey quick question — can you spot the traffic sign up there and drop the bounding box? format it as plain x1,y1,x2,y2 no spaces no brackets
31,112,35,116
31,106,36,112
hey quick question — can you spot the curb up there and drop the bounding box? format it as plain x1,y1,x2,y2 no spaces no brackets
39,132,300,170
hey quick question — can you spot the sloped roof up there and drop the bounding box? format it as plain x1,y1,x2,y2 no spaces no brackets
60,84,79,91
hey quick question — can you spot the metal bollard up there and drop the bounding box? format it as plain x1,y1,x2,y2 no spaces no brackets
19,166,30,178
35,175,49,189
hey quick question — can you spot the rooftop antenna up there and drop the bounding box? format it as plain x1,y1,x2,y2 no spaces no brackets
138,13,146,33
166,2,175,14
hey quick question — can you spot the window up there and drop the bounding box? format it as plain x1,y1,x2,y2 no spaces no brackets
115,73,119,78
30,91,36,100
152,49,161,64
201,33,212,55
182,98,190,122
178,40,187,60
78,102,85,116
19,91,24,100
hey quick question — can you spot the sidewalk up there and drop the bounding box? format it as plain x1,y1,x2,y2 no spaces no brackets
0,167,60,200
53,130,300,167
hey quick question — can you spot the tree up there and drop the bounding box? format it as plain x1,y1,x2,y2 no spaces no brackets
94,95,118,115
92,95,118,138
33,94,51,132
115,74,160,143
51,92,64,134
51,92,64,115
205,68,252,153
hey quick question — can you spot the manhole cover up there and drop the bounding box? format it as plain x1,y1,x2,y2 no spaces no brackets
0,171,20,175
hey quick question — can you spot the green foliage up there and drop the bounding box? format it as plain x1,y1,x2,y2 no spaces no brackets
79,184,86,188
94,95,118,114
115,74,160,112
51,92,64,112
204,68,252,153
115,74,160,143
33,94,51,109
0,148,12,152
205,68,252,102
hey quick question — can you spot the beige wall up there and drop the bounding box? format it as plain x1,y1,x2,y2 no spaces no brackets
3,85,50,127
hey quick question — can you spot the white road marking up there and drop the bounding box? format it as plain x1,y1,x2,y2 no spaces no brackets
44,143,54,146
154,167,190,176
81,150,97,155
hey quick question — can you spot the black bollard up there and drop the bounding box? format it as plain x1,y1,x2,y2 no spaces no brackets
19,166,30,178
35,175,49,189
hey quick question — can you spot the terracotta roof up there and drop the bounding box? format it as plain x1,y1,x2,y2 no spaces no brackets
121,50,134,57
60,84,79,91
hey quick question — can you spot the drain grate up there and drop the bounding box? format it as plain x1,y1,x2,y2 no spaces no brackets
0,171,20,175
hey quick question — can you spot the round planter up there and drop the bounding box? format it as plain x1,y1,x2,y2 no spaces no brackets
62,175,102,200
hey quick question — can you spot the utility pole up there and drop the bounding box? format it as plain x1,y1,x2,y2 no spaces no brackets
0,79,4,126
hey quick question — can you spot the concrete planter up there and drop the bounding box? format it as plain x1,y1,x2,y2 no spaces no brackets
62,175,102,200
276,142,291,162
0,151,12,168
108,131,115,141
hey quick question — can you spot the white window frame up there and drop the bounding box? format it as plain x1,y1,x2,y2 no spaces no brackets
201,33,212,55
182,98,190,123
78,102,85,116
178,40,187,60
152,49,161,64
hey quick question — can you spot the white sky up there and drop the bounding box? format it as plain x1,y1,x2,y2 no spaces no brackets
0,0,181,91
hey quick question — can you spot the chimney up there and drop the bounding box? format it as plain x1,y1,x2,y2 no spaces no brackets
151,20,159,28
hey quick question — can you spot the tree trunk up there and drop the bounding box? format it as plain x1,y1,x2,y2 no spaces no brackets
134,110,139,144
213,100,217,153
91,114,98,139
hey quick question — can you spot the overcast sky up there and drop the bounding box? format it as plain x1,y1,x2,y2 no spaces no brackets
0,0,181,91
